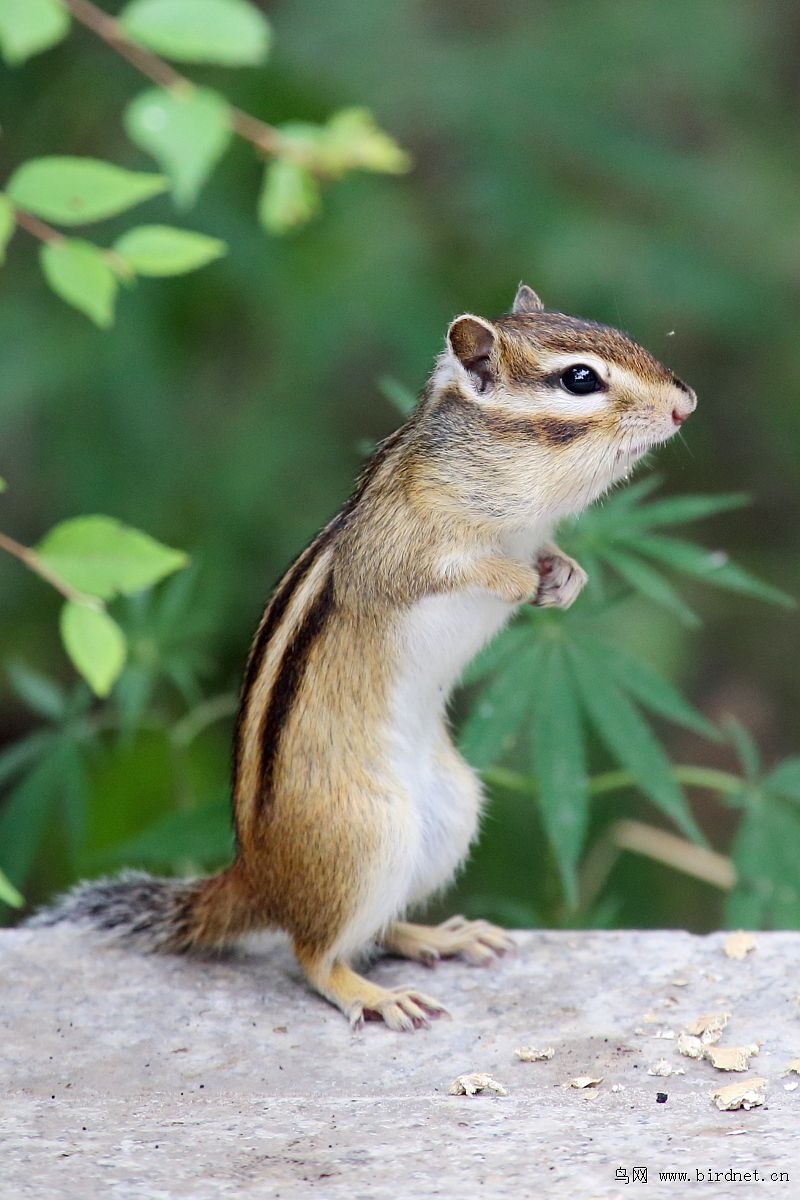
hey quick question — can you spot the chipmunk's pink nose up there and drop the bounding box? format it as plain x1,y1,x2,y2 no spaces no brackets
671,379,697,427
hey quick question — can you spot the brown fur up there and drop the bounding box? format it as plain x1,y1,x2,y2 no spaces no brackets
33,286,696,1030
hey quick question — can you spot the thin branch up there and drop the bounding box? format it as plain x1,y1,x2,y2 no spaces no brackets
63,0,184,90
484,764,745,800
589,765,745,799
61,0,285,158
171,693,238,748
13,209,65,246
611,818,736,890
0,530,101,608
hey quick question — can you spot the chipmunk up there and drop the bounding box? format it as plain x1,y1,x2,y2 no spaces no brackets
30,284,696,1030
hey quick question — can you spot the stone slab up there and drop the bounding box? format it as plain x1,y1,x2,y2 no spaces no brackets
2,927,799,1199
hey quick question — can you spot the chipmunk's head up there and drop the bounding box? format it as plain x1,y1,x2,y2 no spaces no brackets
425,283,696,523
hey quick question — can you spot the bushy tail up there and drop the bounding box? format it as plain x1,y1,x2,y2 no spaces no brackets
26,866,259,953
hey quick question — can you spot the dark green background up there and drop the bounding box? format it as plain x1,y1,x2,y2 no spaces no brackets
2,0,798,927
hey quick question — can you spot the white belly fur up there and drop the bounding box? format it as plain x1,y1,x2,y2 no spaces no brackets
386,587,517,910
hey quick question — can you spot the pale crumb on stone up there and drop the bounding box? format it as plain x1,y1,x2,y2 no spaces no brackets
703,971,722,983
611,1083,625,1092
652,1028,675,1040
724,931,757,960
449,1072,508,1097
514,1046,555,1062
584,1088,600,1100
569,1075,603,1089
662,996,680,1008
686,1012,731,1044
711,1078,766,1111
671,977,690,987
642,1011,659,1023
783,1082,798,1092
646,1059,685,1078
705,1044,760,1072
781,1059,800,1076
677,1033,705,1059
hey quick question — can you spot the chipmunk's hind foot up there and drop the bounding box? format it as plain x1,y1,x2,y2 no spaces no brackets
382,916,514,967
295,949,447,1032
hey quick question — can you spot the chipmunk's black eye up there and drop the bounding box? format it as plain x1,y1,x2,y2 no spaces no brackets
560,364,602,395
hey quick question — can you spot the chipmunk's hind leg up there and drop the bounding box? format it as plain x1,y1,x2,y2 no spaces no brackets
381,916,514,967
294,943,448,1031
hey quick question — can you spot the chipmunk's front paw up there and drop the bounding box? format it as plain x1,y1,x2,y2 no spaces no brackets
533,551,587,610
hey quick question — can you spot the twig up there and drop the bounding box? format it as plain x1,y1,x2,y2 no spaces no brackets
611,818,736,890
0,530,101,608
484,764,745,800
61,0,285,159
171,693,238,747
13,209,64,245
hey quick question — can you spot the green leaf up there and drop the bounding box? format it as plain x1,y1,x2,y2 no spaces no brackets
633,535,795,608
36,515,188,600
121,0,271,65
321,108,411,176
124,86,232,208
0,475,7,493
0,868,23,909
604,546,700,626
765,758,800,804
7,663,65,721
0,730,55,790
59,738,88,863
376,376,417,417
113,661,156,740
567,643,702,842
727,796,800,928
574,635,720,741
0,193,15,264
258,160,320,235
99,797,232,868
0,0,69,65
531,644,588,907
724,718,761,781
459,621,534,686
60,602,127,697
0,752,61,887
39,239,117,327
113,224,226,276
459,646,541,770
623,492,749,530
8,158,166,226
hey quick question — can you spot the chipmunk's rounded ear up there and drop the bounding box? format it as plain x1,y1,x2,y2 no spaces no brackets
512,283,544,315
447,314,497,393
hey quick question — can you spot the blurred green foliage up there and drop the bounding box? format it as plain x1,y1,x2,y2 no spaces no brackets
2,0,799,931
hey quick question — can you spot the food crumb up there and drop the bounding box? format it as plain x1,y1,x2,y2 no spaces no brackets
712,1078,766,1111
686,1012,731,1045
724,931,757,961
449,1073,508,1097
706,1044,760,1073
515,1046,555,1062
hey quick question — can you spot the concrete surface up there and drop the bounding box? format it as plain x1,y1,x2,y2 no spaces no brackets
2,926,799,1199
